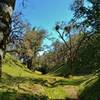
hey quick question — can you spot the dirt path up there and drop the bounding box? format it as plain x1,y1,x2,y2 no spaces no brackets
64,86,79,100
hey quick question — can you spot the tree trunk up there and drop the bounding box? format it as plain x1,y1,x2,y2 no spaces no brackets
0,55,2,78
0,0,16,77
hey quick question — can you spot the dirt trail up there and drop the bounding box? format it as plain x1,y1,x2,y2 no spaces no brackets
64,86,79,100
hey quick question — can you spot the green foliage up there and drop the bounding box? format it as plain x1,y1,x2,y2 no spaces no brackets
73,33,100,75
71,0,100,33
50,63,70,77
37,66,48,75
23,28,46,56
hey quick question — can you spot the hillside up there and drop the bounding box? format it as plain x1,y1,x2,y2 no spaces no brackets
0,54,99,100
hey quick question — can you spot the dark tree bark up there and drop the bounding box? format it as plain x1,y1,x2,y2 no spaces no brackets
0,0,16,77
0,55,2,77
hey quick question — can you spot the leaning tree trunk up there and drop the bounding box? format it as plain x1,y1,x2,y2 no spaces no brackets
0,0,15,77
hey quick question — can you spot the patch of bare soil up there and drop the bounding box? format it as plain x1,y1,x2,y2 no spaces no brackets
64,86,79,100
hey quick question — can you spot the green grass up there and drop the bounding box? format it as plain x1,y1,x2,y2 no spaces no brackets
0,54,83,100
44,86,67,99
1,54,100,100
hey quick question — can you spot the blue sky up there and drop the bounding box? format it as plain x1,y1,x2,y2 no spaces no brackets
15,0,74,51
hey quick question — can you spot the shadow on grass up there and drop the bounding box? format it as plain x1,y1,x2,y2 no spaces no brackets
0,72,86,89
51,79,85,87
79,75,100,100
66,98,79,100
1,73,46,86
0,91,48,100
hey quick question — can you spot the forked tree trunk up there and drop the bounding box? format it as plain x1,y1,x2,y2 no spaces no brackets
0,0,15,77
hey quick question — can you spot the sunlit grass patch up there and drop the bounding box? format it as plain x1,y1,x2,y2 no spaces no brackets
44,86,68,99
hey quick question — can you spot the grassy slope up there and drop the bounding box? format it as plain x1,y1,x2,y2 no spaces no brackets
0,54,80,100
0,54,100,100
